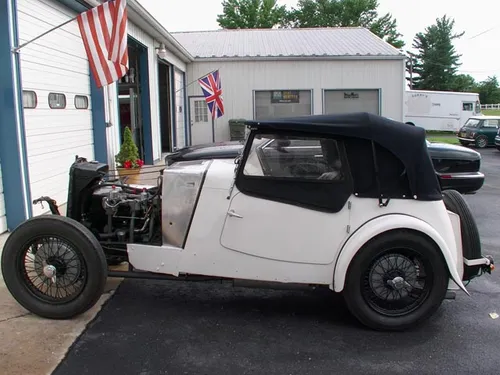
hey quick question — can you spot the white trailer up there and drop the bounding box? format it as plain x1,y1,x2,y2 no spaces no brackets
404,90,481,131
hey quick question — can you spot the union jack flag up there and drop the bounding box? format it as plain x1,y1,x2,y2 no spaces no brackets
198,70,224,119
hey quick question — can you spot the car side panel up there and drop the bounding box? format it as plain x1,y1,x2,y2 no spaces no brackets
332,198,467,293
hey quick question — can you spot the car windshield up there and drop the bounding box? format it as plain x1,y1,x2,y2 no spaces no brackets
464,118,481,128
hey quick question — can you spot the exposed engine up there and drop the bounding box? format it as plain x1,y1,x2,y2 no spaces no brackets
65,157,163,264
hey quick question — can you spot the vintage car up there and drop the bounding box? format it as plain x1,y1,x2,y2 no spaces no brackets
165,139,485,194
457,115,500,148
1,112,494,332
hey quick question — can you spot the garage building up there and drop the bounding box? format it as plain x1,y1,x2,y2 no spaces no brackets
0,0,192,233
173,28,406,144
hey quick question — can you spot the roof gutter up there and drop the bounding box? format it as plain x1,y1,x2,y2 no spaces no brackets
82,0,194,63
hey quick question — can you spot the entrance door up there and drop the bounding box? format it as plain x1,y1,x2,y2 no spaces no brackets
119,86,144,159
190,97,213,145
158,62,172,153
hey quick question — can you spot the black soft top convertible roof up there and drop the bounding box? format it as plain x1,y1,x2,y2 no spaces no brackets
245,112,442,201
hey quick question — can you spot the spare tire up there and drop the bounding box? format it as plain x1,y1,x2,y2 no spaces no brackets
442,189,482,281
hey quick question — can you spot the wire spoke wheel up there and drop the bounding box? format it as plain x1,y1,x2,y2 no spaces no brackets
1,215,108,319
362,248,431,317
21,236,88,304
343,230,449,331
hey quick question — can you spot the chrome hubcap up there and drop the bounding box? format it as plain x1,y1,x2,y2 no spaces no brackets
387,276,408,290
43,264,56,278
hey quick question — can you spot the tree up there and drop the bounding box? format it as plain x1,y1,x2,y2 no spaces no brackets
285,0,405,49
451,74,477,92
407,15,464,91
475,76,500,104
217,0,288,29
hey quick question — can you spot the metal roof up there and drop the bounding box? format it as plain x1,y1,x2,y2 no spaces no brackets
171,27,405,60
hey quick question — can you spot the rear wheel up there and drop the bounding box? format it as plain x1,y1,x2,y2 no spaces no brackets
343,230,449,331
1,215,108,319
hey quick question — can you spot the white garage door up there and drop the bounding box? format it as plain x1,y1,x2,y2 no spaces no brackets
255,90,312,120
0,165,6,233
324,90,380,115
18,0,94,217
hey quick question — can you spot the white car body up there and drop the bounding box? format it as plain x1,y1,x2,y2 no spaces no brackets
127,159,467,294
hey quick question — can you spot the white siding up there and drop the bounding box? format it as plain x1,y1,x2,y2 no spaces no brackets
186,59,405,141
0,165,6,233
17,0,94,217
174,69,186,148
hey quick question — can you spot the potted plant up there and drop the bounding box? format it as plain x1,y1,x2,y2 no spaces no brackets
115,126,144,184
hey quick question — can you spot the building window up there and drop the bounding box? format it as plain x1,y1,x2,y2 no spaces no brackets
22,90,37,108
254,90,312,120
48,93,66,109
194,99,209,122
75,95,89,109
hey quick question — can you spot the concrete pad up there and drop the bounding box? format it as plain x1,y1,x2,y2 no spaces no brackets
0,286,116,375
0,230,124,375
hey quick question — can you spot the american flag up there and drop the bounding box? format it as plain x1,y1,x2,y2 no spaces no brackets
198,70,224,119
77,0,128,88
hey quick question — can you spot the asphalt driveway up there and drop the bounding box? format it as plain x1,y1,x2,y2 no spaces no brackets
52,149,500,375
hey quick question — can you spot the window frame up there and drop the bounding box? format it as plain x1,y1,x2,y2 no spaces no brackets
48,92,67,109
22,90,37,109
235,128,353,213
74,95,89,110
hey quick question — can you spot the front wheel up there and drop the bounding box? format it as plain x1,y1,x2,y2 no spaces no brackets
343,230,449,331
1,215,108,319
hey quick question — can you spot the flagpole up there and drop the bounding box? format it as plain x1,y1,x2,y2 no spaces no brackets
212,117,215,142
12,16,78,52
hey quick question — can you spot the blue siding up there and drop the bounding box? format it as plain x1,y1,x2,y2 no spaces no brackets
90,74,107,162
170,66,177,149
139,47,153,164
182,71,190,146
0,0,32,230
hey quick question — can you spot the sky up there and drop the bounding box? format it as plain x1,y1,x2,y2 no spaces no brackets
137,0,500,82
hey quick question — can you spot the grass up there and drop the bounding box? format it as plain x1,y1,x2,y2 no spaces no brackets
427,136,460,145
482,109,500,116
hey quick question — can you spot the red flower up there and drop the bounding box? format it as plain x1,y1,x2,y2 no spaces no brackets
136,159,144,167
123,160,132,169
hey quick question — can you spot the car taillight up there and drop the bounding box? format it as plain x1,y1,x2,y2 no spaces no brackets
440,175,452,179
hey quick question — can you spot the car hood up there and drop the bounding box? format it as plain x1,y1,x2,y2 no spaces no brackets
427,141,481,161
166,141,244,161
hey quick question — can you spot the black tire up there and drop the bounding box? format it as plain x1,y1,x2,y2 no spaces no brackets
475,135,488,148
1,215,108,319
343,230,449,331
442,189,482,280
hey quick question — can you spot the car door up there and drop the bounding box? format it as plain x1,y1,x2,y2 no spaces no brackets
482,119,499,144
219,133,351,265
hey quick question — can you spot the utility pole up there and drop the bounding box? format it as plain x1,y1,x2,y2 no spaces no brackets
406,51,414,89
